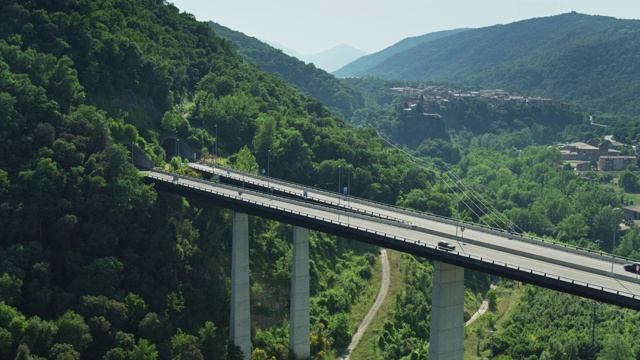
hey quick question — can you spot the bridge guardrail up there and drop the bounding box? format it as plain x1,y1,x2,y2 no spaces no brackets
146,170,640,305
188,164,409,225
191,163,635,269
147,170,413,230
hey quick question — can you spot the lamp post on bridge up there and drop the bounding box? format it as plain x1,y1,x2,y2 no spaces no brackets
215,124,218,165
347,165,351,209
268,149,271,193
612,207,622,273
338,165,342,208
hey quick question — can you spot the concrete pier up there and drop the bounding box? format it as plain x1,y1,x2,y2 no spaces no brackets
290,226,310,359
231,212,251,359
429,261,464,360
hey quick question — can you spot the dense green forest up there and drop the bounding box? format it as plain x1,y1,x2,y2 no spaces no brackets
207,21,365,120
338,12,640,118
2,1,640,359
0,0,407,359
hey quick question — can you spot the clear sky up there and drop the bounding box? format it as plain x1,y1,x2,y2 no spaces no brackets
169,0,640,54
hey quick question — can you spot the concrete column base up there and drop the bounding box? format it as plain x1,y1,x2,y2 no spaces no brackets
429,261,464,360
290,226,310,359
231,212,251,359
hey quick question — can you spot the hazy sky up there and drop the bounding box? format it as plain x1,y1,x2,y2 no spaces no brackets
169,0,640,54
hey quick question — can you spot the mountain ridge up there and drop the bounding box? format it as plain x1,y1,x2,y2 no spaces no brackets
333,28,469,77
208,21,365,119
338,12,640,116
300,43,367,72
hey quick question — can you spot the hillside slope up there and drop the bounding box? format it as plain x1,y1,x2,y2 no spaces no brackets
333,28,469,78
302,43,367,73
209,21,365,119
0,1,413,359
352,12,640,116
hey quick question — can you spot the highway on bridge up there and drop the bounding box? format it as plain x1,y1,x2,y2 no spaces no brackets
144,165,640,310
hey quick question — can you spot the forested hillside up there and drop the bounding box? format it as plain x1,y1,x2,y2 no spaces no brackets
0,1,430,359
332,28,468,78
3,1,640,359
208,21,365,120
340,12,640,117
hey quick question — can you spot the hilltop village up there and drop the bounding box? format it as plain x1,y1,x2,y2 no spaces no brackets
390,86,568,110
392,86,638,172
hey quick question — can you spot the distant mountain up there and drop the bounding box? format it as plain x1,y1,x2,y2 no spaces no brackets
341,12,640,116
209,21,364,119
266,42,366,73
301,43,367,72
265,40,304,59
333,28,469,77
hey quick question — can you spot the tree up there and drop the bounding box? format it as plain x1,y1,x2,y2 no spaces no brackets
49,343,81,360
130,338,158,360
198,321,224,360
328,313,351,349
170,329,203,360
54,311,92,353
22,316,57,358
73,257,123,296
0,273,22,305
597,334,634,360
0,327,12,360
487,289,498,312
234,145,259,174
618,169,638,192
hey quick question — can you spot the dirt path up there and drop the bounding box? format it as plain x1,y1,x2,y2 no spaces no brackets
465,278,498,327
340,249,390,359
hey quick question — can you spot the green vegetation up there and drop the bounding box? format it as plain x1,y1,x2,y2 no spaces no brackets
341,12,640,117
208,21,365,120
0,0,410,358
2,1,640,359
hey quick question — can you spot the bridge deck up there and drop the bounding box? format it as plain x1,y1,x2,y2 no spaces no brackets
143,168,640,310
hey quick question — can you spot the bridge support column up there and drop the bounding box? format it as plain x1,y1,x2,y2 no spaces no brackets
231,212,251,359
290,226,310,359
429,261,464,360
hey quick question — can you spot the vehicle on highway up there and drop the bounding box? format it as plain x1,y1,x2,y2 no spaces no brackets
623,262,640,274
437,241,456,251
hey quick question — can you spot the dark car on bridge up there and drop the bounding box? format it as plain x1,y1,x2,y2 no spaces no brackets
437,241,456,251
623,263,640,274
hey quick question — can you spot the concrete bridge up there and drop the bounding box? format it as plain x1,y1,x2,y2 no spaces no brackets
140,165,640,360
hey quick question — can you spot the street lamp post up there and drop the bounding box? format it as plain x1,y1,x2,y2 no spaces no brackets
267,149,271,192
338,165,342,207
347,165,351,208
612,207,621,273
214,125,218,164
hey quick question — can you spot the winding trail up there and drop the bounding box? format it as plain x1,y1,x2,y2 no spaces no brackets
339,251,497,359
465,277,499,327
340,249,390,359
